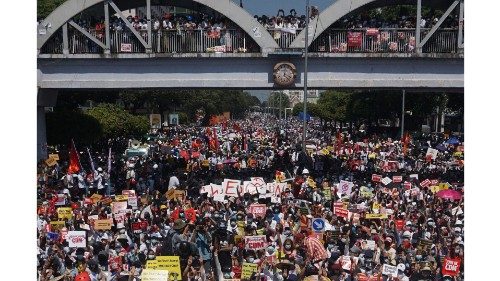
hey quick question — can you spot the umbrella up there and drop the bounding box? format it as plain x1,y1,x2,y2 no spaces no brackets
446,137,460,145
436,189,462,201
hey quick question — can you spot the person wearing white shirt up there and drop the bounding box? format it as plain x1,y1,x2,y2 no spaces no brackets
168,175,180,190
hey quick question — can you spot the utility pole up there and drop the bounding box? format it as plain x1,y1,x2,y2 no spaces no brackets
401,89,406,139
302,0,310,152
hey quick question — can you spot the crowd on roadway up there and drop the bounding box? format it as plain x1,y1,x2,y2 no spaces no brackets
37,113,464,281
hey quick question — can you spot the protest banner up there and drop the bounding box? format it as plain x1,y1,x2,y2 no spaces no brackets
372,174,382,182
67,231,86,248
248,204,267,219
120,43,132,52
100,197,113,205
442,257,461,276
242,262,258,279
403,181,412,190
341,256,352,271
115,195,128,202
94,219,112,230
339,180,353,195
365,214,388,219
200,185,210,194
122,190,136,197
426,148,439,160
55,194,66,206
250,177,267,194
222,179,241,197
347,32,362,47
420,179,431,187
112,201,128,214
381,177,392,186
146,260,158,270
141,269,169,281
365,240,376,250
392,176,403,183
132,221,149,233
50,221,65,231
90,194,103,204
335,207,349,219
244,235,267,250
382,264,398,277
128,196,138,209
156,256,181,278
45,156,58,167
57,207,73,220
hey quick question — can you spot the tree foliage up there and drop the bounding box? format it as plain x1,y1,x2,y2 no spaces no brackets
38,0,66,19
268,92,291,110
46,109,103,146
85,103,149,139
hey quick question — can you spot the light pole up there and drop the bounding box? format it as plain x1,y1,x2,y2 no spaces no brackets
401,89,406,139
302,0,310,152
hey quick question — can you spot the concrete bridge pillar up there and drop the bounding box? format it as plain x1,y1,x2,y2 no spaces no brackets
37,89,58,162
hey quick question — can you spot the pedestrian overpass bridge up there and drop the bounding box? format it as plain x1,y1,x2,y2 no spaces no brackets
37,0,464,90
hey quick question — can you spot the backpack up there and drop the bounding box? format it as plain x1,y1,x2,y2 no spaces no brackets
160,229,177,256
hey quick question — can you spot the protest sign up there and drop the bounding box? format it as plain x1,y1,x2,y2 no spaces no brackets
67,231,86,248
100,197,112,205
45,156,58,167
132,221,148,233
395,220,405,231
242,262,258,279
200,185,210,194
112,201,128,214
365,214,388,219
94,219,112,230
365,240,376,250
55,194,66,206
90,194,103,204
122,190,136,197
372,174,382,182
244,235,267,250
339,180,353,195
128,196,138,209
347,32,362,47
156,256,181,278
426,148,439,160
120,43,132,52
335,208,349,218
381,177,392,186
341,256,352,271
323,187,332,200
248,204,267,219
48,153,60,161
146,260,158,270
108,256,122,271
403,181,412,190
420,179,431,188
392,176,403,183
442,257,461,276
57,207,73,220
50,221,65,231
250,177,267,194
115,195,128,201
372,202,381,211
47,232,59,241
382,264,398,277
222,179,241,197
141,269,169,281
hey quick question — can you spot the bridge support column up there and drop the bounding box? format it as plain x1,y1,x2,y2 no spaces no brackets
104,1,111,54
146,0,152,53
37,89,58,162
416,0,422,53
62,23,69,55
458,0,464,51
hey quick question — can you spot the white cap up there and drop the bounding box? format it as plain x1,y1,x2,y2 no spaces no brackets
397,263,406,271
303,169,309,174
101,233,109,240
97,167,103,172
455,220,463,226
403,231,411,238
454,227,461,233
153,164,158,169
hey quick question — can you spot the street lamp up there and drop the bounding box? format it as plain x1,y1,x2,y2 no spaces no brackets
302,0,310,152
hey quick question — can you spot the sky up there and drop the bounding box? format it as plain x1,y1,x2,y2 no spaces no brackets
232,0,333,16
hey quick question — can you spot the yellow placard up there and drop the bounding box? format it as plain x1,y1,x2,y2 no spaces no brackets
372,202,381,210
439,182,450,191
48,154,60,161
115,195,128,201
45,157,57,167
166,189,176,200
57,207,73,220
430,186,440,193
90,194,103,204
141,269,169,281
94,219,112,230
146,260,158,270
365,213,388,219
50,221,65,231
156,256,181,279
242,262,258,279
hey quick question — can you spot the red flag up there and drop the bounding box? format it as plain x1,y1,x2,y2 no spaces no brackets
402,132,410,156
68,140,80,174
213,128,219,152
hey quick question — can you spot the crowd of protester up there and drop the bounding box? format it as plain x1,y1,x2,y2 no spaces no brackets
37,113,464,281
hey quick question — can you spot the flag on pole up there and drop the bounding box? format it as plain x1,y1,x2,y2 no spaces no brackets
68,140,80,174
87,148,96,173
213,128,219,152
107,147,112,174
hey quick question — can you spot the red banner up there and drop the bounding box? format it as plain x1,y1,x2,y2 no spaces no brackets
244,235,267,250
442,258,461,276
347,32,362,48
392,176,403,183
335,208,349,218
395,220,405,231
403,181,412,190
372,174,382,182
420,179,431,188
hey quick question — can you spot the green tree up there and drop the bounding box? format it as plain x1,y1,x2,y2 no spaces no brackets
46,109,103,146
38,0,66,19
268,91,291,112
86,103,149,139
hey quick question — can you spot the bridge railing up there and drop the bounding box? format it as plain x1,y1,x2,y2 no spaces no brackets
41,28,260,54
267,28,303,49
310,28,460,53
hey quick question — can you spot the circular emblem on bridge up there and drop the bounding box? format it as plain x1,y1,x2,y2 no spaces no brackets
273,62,297,87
